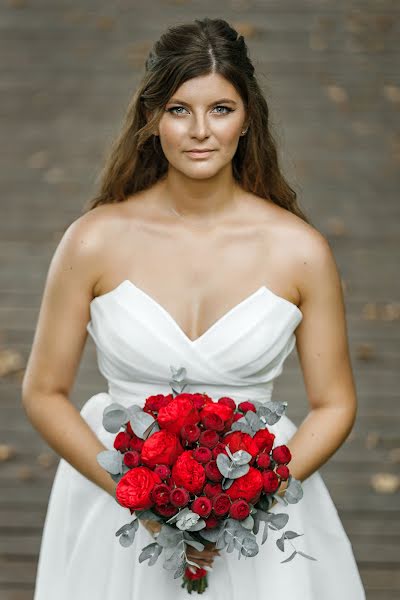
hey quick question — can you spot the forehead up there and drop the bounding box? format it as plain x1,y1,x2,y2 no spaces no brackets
170,73,242,103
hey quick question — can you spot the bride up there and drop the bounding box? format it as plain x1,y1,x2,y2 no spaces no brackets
23,17,365,599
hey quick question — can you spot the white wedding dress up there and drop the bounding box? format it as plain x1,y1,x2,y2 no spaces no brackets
33,279,366,599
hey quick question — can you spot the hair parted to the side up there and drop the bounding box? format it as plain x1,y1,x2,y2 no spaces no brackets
83,17,309,223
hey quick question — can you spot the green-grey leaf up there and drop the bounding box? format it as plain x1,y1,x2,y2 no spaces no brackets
97,449,122,475
276,532,286,552
261,520,269,544
130,411,156,439
281,550,297,563
245,410,263,432
231,449,252,466
240,515,254,530
285,477,303,504
241,536,259,557
115,518,138,537
102,403,129,433
269,513,289,530
297,550,318,561
139,542,162,563
284,530,303,540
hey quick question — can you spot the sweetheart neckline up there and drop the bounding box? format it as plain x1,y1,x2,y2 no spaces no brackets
90,278,303,344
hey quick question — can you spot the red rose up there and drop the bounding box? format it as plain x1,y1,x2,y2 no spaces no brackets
154,464,171,480
171,450,206,494
181,424,201,443
202,412,225,432
262,470,280,494
212,492,231,516
238,401,256,413
204,482,223,498
204,514,219,529
141,430,183,467
151,483,171,505
193,446,213,464
192,496,212,518
170,487,190,508
232,413,243,423
116,466,161,510
253,429,275,454
256,452,271,470
217,397,236,410
200,403,234,426
129,433,144,452
276,465,290,480
154,503,179,517
144,393,173,413
212,442,226,459
272,445,292,465
114,431,131,452
205,460,223,482
185,566,207,581
123,450,140,468
222,431,259,462
226,467,263,503
199,430,220,449
230,499,250,520
157,394,200,435
191,393,213,410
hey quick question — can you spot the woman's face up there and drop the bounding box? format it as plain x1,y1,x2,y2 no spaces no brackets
155,72,248,179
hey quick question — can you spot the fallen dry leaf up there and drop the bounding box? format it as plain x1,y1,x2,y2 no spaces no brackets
355,342,375,361
380,303,400,321
16,466,35,481
365,431,380,450
388,448,400,464
37,452,56,469
370,472,400,494
0,349,24,377
326,217,347,237
362,303,379,320
0,444,16,462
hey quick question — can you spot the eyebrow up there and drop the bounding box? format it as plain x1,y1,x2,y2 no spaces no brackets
168,98,237,106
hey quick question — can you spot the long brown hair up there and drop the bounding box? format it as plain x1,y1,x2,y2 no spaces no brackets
83,17,309,223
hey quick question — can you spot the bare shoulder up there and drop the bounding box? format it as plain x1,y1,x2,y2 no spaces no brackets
245,193,335,306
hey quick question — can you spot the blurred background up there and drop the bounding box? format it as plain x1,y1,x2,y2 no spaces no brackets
0,1,399,598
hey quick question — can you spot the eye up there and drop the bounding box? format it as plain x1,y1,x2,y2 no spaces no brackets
166,105,233,115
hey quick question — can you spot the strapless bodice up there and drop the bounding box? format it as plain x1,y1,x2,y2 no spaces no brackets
85,279,303,406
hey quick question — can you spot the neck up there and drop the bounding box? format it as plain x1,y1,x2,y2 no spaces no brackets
155,166,241,220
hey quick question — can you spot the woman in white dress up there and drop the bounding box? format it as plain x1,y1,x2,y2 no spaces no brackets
23,17,365,599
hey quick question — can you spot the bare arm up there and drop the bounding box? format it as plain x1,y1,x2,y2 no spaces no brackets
21,209,117,498
282,230,358,484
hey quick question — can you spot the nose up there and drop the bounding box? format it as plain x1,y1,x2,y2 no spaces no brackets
189,113,210,139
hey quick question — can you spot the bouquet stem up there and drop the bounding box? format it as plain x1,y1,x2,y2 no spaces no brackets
181,566,208,594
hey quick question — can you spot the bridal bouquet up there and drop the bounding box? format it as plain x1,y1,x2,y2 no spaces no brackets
97,366,316,594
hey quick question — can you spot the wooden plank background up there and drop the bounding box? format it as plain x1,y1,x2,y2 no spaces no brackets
0,1,399,598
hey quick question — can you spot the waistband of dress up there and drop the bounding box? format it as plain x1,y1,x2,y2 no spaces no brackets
107,380,274,407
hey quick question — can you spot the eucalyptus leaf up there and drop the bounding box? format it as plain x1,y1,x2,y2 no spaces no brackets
276,532,286,552
268,513,289,530
285,477,304,504
130,411,156,440
261,521,269,544
119,530,136,547
115,518,138,537
96,449,123,475
281,550,297,563
240,515,254,530
230,421,253,434
102,403,129,433
199,523,224,543
244,410,264,432
283,531,303,540
231,449,252,466
222,477,235,490
297,550,317,561
241,536,259,557
139,542,161,563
